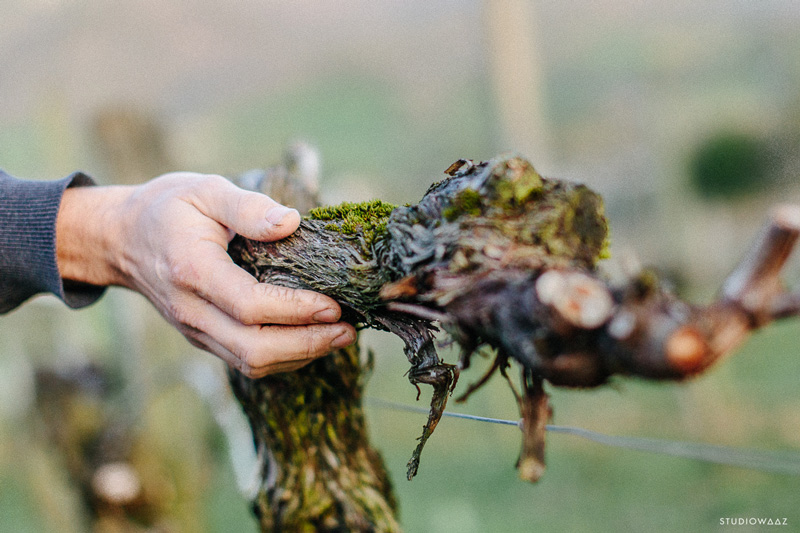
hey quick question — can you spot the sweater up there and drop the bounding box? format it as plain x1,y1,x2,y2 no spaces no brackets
0,170,105,313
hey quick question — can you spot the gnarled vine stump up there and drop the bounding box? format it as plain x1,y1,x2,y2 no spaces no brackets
228,151,800,532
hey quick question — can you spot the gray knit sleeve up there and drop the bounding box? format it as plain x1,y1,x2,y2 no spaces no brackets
0,170,106,313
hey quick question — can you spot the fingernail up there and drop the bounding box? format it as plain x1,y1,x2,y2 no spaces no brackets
312,308,339,323
330,329,355,349
266,205,296,226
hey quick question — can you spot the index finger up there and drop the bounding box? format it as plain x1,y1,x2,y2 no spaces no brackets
175,241,342,325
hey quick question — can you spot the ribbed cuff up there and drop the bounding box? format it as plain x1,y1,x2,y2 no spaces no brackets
0,170,106,312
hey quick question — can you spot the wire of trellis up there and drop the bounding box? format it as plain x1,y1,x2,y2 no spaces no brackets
366,397,800,476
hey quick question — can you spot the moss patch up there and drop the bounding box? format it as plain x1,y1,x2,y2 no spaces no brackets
443,188,483,221
533,185,609,266
489,157,543,206
308,200,397,256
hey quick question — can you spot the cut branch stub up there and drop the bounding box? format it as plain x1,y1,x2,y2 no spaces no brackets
604,204,800,379
535,269,614,332
720,204,800,320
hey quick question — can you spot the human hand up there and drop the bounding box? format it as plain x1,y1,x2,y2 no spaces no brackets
56,173,356,377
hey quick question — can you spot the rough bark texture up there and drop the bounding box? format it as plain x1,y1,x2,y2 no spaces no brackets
228,146,401,532
228,152,800,530
228,344,399,532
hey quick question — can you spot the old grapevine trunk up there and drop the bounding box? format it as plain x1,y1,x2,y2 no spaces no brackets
227,343,399,532
227,149,401,532
227,153,800,532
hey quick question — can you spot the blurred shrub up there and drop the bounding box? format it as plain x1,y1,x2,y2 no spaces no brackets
689,131,773,200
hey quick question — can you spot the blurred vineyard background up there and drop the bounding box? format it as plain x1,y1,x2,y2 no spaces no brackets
1,1,800,531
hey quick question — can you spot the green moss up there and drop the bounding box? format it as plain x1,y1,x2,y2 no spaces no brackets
490,157,544,205
443,188,483,221
308,199,396,223
527,184,610,267
308,199,397,256
598,235,612,260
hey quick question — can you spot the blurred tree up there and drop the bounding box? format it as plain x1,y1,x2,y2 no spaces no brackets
688,131,773,200
92,107,173,185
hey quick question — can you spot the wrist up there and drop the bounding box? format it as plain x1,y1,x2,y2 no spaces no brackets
56,185,134,288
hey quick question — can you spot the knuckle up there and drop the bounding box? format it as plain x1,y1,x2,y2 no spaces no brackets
197,173,228,190
165,299,209,334
238,362,261,379
178,174,228,204
169,304,199,330
259,284,332,321
229,356,255,378
261,283,295,305
302,327,332,359
229,298,258,325
234,190,253,216
247,366,270,379
236,325,336,378
239,344,270,373
168,260,199,289
184,334,207,351
290,360,313,372
166,301,191,327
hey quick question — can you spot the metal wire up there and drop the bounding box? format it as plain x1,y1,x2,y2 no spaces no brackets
365,397,800,476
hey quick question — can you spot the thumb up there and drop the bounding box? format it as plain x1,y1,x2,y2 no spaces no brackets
192,175,301,241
